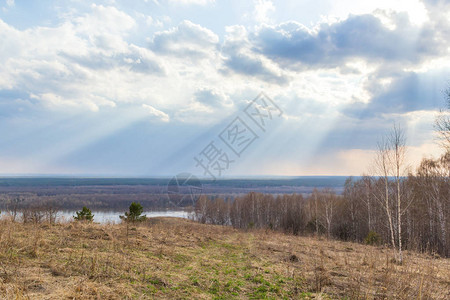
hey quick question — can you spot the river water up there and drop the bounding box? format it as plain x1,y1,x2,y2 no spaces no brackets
1,210,192,224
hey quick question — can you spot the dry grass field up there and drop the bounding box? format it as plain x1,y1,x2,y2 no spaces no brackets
0,217,449,299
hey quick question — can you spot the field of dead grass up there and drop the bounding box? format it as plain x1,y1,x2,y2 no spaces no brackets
0,217,449,299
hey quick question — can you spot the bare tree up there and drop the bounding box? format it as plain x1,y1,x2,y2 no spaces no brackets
373,124,410,263
321,190,336,239
343,178,356,240
374,136,397,253
43,200,59,224
195,195,208,224
435,89,450,150
416,152,450,256
312,189,320,236
7,197,24,222
389,124,407,263
361,175,373,232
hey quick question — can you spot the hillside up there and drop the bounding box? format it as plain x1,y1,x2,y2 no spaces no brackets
0,218,449,299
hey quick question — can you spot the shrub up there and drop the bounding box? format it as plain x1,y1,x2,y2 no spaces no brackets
120,202,146,223
305,218,326,235
334,223,352,241
74,206,94,222
365,231,381,245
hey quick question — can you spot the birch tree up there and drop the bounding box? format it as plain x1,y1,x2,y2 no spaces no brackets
374,136,397,253
373,125,409,263
389,124,407,263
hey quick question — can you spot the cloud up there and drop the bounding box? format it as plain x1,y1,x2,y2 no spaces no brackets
75,4,136,35
173,88,236,124
127,46,165,74
253,0,275,23
174,102,216,124
142,104,170,122
32,92,116,112
252,13,447,69
151,20,219,58
0,5,169,114
193,88,233,108
421,0,450,10
144,15,167,27
61,45,165,74
343,69,450,118
221,25,290,85
167,0,215,5
71,4,137,52
222,53,289,85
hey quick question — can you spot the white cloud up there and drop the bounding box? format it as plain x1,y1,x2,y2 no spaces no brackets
193,88,233,108
73,4,136,52
31,92,116,112
76,4,136,34
144,15,166,27
142,104,170,122
253,0,275,23
0,5,170,114
328,0,428,26
221,25,289,84
151,20,219,59
172,88,235,124
167,0,215,5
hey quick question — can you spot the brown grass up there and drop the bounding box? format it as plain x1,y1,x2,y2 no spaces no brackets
0,217,449,299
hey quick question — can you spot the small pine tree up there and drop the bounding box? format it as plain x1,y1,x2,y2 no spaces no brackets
74,206,94,222
365,231,381,245
120,202,146,223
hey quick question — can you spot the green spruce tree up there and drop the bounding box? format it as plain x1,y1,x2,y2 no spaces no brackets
74,206,94,222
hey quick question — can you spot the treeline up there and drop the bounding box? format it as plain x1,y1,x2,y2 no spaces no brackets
0,190,168,211
194,151,449,257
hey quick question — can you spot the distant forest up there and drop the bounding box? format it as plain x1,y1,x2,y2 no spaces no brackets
0,176,347,211
0,176,348,188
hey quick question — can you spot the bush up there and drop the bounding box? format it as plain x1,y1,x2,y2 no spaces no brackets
120,202,146,223
74,206,94,222
334,223,352,241
305,218,326,235
365,231,381,245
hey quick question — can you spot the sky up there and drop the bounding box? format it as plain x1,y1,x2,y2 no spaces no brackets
0,0,449,177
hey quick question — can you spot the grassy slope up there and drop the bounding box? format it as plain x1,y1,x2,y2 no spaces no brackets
0,218,449,299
